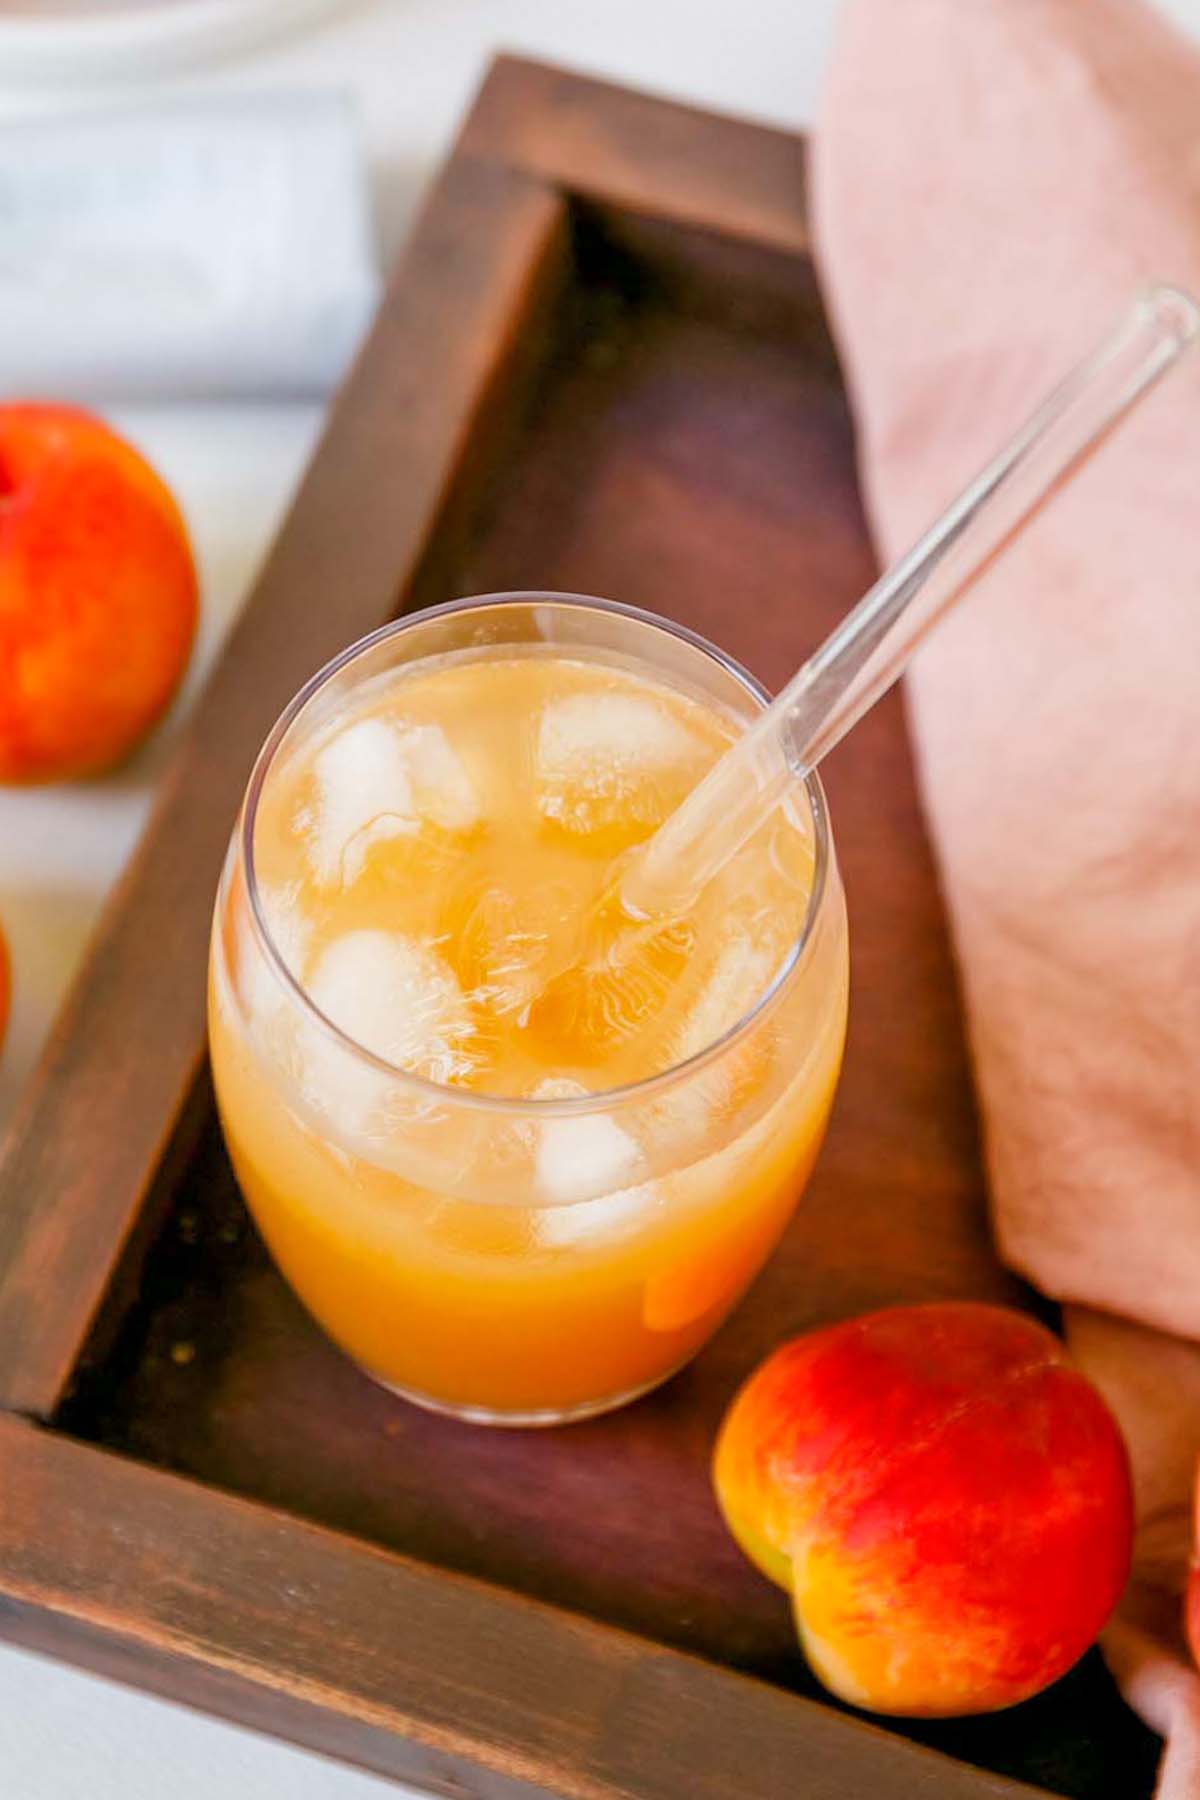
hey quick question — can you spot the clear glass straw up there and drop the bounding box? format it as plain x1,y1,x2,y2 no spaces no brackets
618,284,1200,923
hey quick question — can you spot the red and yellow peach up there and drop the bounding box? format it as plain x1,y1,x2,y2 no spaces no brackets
714,1302,1133,1716
0,403,197,782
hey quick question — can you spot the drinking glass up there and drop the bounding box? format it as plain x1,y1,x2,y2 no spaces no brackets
207,595,849,1424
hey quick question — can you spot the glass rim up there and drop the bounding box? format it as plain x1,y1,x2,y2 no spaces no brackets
240,591,832,1117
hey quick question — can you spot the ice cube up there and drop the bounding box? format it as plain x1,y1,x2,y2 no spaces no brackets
306,929,477,1084
307,717,418,885
641,936,779,1150
535,691,704,833
674,934,780,1063
530,1078,653,1244
642,1076,718,1156
536,1180,657,1248
306,718,480,885
532,1077,640,1202
399,723,481,833
455,880,564,1015
293,930,476,1138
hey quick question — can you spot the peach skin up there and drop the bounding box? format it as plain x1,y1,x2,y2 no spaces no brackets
713,1302,1133,1717
0,404,197,782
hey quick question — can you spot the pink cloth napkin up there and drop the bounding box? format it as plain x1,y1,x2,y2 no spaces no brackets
813,0,1200,1791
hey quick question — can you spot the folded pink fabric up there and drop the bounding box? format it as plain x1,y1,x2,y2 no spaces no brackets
813,1,1200,1792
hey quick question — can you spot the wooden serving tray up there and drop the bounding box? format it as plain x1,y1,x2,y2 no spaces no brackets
0,57,1160,1800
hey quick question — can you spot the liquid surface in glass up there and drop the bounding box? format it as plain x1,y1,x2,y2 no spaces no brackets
209,647,848,1421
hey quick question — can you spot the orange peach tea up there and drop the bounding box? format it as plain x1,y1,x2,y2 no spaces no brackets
209,648,848,1422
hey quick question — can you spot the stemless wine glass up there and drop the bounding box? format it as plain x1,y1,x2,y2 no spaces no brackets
207,595,849,1425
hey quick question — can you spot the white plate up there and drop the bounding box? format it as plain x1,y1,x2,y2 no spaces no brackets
0,0,349,84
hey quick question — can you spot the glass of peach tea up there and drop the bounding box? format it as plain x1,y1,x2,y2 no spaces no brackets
208,594,849,1425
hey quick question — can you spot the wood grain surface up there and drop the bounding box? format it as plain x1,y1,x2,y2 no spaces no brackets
0,55,1161,1800
463,55,808,256
0,1411,1050,1800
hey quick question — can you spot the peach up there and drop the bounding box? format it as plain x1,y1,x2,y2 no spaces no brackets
713,1302,1133,1717
0,404,197,782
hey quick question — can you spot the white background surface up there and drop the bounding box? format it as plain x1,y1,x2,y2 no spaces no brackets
1,1,1199,1794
